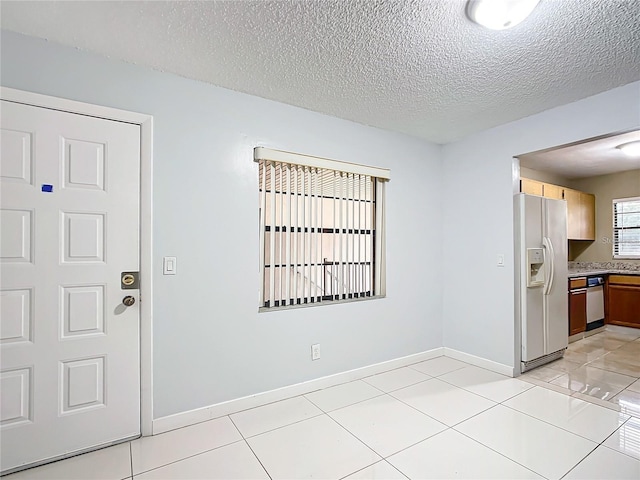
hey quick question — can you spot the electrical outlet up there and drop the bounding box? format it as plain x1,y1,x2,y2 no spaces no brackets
311,344,321,361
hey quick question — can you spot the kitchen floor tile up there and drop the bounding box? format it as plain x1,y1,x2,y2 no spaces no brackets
246,415,380,479
579,335,628,351
610,389,640,418
572,391,623,411
329,394,447,457
600,326,640,341
6,443,132,480
391,378,495,426
604,417,640,460
230,395,322,437
563,348,608,364
519,375,575,396
438,365,533,402
503,386,629,442
342,460,408,479
544,357,584,373
589,353,640,377
407,356,468,377
563,445,640,480
133,441,268,479
567,342,608,356
455,404,597,479
627,379,640,393
387,428,542,479
362,366,430,393
130,416,241,475
521,365,565,382
305,380,383,412
549,365,636,400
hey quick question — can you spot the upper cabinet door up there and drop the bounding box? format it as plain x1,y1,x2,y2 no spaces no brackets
521,178,543,196
543,183,563,200
564,188,582,239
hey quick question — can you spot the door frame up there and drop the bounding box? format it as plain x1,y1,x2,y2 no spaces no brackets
1,87,154,436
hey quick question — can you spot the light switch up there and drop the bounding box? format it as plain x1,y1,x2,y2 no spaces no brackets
163,256,177,275
497,254,505,267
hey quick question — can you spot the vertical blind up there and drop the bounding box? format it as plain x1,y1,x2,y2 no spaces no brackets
613,197,640,258
255,148,390,309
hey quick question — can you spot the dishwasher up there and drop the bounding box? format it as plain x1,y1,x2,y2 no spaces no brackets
586,275,605,331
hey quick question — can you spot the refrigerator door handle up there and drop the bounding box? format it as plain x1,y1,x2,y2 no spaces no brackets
542,236,554,295
547,236,555,295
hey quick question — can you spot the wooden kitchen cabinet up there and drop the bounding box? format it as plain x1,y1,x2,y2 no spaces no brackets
520,179,595,240
569,290,587,335
521,178,544,196
543,183,564,200
580,192,596,240
568,277,587,335
607,275,640,328
562,188,596,241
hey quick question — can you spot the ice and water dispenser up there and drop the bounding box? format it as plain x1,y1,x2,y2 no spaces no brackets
526,248,545,287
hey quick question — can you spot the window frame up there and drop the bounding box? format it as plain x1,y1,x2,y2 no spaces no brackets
255,147,390,311
612,196,640,259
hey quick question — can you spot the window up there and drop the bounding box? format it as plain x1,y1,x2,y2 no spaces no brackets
613,197,640,258
255,147,390,309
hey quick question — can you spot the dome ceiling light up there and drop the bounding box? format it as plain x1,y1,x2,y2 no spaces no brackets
616,141,640,157
466,0,541,30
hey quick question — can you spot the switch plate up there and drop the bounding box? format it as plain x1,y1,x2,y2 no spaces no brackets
163,256,177,275
497,254,505,267
311,344,320,361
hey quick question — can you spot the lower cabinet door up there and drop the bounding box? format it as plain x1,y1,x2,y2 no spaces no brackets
608,285,640,328
569,289,587,335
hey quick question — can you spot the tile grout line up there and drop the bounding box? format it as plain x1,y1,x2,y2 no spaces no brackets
237,411,326,440
228,414,273,480
449,418,551,480
131,436,246,477
497,392,630,445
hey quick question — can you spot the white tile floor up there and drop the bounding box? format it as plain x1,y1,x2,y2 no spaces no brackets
7,356,640,480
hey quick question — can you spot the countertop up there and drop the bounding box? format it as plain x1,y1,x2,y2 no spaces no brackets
568,269,640,278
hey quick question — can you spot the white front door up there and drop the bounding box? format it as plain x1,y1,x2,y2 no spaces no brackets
0,100,141,473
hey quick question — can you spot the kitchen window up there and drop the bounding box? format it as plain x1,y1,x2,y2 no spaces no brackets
613,196,640,258
254,147,390,310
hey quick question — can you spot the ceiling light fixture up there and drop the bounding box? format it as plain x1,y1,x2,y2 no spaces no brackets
466,0,540,30
616,141,640,157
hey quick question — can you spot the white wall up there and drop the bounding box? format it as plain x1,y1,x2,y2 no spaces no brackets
1,31,443,418
442,81,640,369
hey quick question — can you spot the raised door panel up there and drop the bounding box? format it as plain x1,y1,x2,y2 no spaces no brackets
568,289,587,335
608,285,640,328
564,188,582,240
521,178,544,196
580,192,595,240
1,129,32,185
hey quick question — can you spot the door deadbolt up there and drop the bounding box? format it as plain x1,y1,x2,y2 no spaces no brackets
122,296,136,307
121,271,140,290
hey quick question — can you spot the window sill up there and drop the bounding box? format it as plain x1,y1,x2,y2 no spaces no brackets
258,294,386,313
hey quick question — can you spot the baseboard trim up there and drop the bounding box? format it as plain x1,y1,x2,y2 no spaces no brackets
443,347,514,377
152,347,444,434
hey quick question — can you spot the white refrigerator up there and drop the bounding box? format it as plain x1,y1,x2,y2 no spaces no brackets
515,193,568,373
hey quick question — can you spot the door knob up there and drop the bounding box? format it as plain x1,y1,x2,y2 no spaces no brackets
122,296,136,307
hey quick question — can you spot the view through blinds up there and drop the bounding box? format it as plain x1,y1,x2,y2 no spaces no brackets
613,197,640,258
256,148,388,309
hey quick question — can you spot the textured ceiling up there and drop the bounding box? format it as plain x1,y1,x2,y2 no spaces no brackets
519,130,640,179
1,0,639,144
